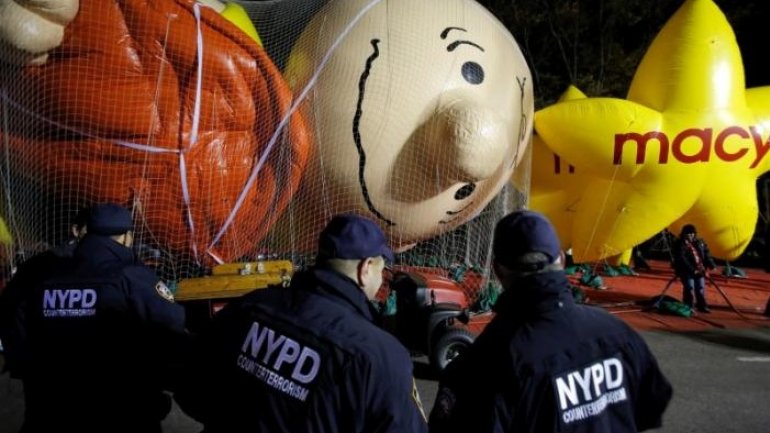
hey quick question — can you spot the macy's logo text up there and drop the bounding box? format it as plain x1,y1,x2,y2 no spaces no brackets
613,126,769,168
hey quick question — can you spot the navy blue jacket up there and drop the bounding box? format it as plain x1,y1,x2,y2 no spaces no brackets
429,271,672,433
175,267,428,433
19,234,187,432
0,241,78,378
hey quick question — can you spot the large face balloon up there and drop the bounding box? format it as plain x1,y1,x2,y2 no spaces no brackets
0,0,311,268
279,0,533,253
534,0,770,261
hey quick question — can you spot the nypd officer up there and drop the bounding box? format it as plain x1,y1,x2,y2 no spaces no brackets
429,210,672,433
17,203,187,433
1,206,89,379
175,214,428,432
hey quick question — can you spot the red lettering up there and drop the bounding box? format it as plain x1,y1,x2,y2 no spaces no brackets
613,132,669,164
613,125,768,167
672,128,711,163
553,155,575,174
715,126,749,162
750,126,770,169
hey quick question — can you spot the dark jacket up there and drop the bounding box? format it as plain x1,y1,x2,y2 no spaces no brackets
673,237,716,278
175,267,428,433
429,271,672,433
0,241,78,378
19,234,187,433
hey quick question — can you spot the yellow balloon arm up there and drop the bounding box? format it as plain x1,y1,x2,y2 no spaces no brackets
606,249,633,266
558,85,587,102
746,86,770,174
628,0,744,112
0,217,12,245
220,2,263,47
535,98,663,180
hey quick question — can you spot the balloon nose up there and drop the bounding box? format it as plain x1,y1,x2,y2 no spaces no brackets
430,99,511,182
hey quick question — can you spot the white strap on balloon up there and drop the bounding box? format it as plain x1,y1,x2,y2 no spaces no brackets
0,3,207,265
178,2,207,264
0,90,179,154
0,3,210,265
1,0,387,266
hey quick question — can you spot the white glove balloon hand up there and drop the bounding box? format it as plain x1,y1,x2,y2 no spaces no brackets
0,0,79,65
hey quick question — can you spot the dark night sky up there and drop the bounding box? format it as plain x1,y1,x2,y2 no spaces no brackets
721,1,768,87
733,24,766,87
244,0,767,87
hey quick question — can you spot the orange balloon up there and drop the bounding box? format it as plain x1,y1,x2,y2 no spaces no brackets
0,0,312,267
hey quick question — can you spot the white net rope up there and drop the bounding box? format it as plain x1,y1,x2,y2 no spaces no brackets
0,0,532,306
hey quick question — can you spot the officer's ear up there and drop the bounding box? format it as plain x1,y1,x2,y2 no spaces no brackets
71,224,84,239
356,256,385,300
123,230,135,248
356,257,373,286
493,261,514,289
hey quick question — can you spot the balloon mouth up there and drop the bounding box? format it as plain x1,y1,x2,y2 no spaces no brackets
440,200,475,225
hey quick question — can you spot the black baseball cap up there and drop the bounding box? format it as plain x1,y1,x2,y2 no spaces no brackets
317,214,394,263
87,203,134,236
493,210,561,267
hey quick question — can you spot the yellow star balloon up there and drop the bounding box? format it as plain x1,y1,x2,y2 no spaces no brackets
530,86,590,249
534,0,770,261
0,217,11,246
529,86,634,265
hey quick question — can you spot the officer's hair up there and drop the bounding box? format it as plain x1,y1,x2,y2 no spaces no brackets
321,256,385,281
495,252,564,279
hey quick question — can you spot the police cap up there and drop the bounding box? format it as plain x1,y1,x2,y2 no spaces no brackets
493,210,561,268
317,214,394,263
87,203,134,236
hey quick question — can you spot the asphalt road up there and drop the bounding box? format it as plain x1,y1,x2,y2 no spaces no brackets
2,327,770,433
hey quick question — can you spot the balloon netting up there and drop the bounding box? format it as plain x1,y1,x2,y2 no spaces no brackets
0,0,531,309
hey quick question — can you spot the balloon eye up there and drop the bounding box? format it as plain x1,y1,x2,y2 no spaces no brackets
454,183,476,200
462,62,484,85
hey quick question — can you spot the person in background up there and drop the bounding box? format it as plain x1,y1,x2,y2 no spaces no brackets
0,206,89,378
175,214,428,433
673,224,716,313
429,210,672,433
14,203,187,433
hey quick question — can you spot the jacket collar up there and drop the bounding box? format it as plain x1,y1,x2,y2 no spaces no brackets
295,267,375,322
73,234,137,269
493,270,575,317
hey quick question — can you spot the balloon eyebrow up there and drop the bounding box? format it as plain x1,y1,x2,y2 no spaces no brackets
441,27,484,52
441,26,466,39
446,40,485,52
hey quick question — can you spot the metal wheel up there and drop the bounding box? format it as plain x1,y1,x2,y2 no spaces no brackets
430,328,475,371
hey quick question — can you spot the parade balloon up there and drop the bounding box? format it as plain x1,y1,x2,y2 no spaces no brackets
276,0,534,254
529,86,590,250
0,0,311,268
535,0,770,261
